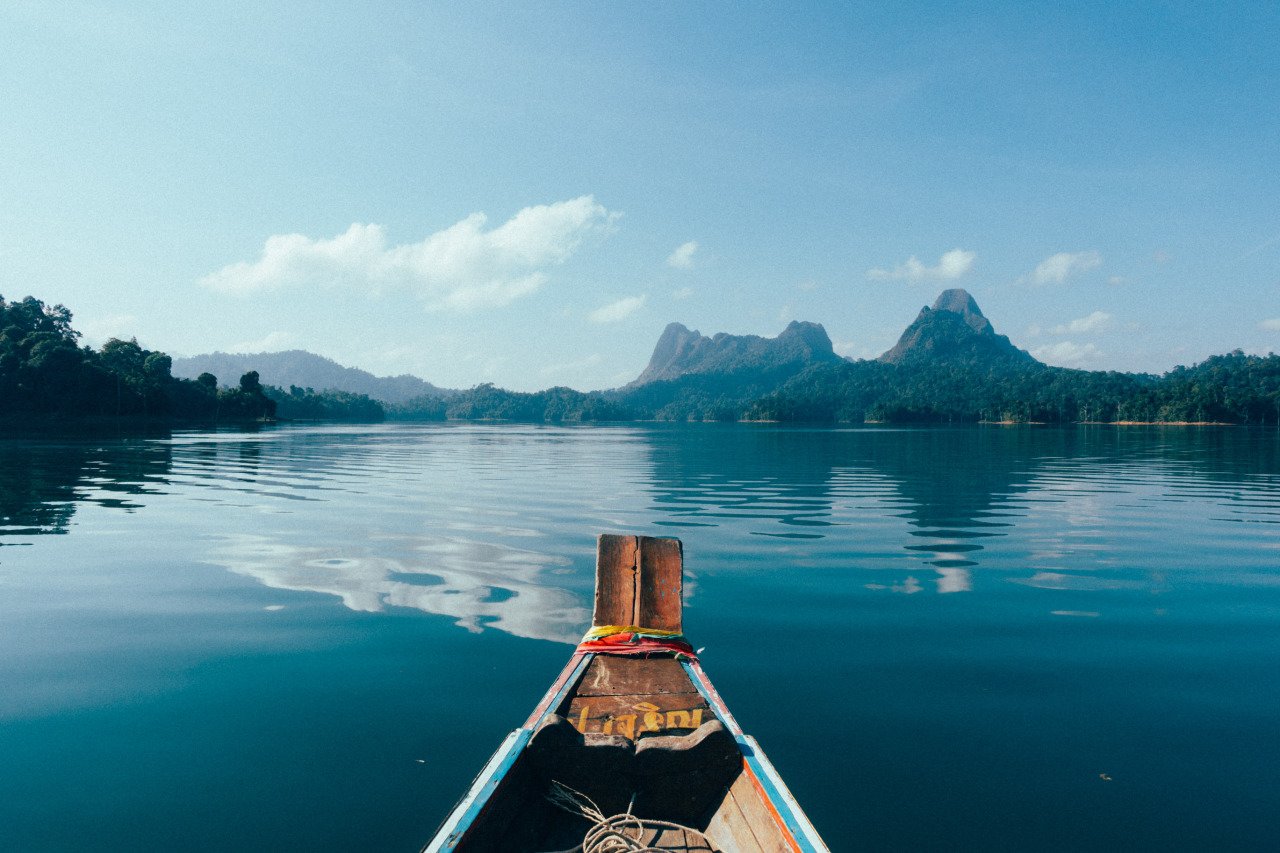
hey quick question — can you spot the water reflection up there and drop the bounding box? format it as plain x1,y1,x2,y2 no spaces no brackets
0,437,170,536
210,534,589,643
3,424,1279,626
639,425,1280,596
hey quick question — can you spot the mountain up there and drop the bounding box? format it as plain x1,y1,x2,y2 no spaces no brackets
626,319,844,388
171,350,454,404
879,288,1035,366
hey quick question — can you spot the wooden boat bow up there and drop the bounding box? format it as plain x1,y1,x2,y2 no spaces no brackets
424,534,829,852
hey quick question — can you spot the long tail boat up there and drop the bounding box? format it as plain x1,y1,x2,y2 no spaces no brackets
424,534,829,852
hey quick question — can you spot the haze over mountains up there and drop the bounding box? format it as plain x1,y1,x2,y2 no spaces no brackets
175,288,1030,402
172,350,455,404
13,285,1275,425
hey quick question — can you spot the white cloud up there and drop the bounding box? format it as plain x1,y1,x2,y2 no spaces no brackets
588,294,646,323
1261,318,1280,331
671,286,693,301
867,248,975,282
1026,324,1043,338
1051,311,1113,335
1031,341,1103,367
229,331,297,353
666,240,698,268
201,195,618,311
1108,275,1126,286
1030,251,1102,285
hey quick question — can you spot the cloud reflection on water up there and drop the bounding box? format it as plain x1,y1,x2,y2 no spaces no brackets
210,534,589,644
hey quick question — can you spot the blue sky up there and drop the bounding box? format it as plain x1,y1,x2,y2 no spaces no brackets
2,1,1277,390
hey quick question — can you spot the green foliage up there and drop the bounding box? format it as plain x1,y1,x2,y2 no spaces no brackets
6,291,1280,427
266,385,385,421
1,293,268,422
411,383,635,422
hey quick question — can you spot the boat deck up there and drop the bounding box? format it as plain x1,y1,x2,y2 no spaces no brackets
428,535,827,853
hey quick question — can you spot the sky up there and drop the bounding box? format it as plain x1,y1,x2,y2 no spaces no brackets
2,1,1278,391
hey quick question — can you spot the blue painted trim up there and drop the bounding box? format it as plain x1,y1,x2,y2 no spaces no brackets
738,735,830,853
424,727,532,852
680,660,829,852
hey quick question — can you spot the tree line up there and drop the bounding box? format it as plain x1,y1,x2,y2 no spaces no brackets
3,294,282,422
7,292,1279,426
391,349,1280,425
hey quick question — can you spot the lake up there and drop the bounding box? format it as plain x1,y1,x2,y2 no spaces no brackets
1,423,1278,851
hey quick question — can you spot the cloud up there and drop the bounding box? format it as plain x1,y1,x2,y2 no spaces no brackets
867,248,975,282
1051,311,1113,335
666,240,698,268
671,286,693,301
588,295,646,324
201,196,618,310
1031,341,1103,367
1030,251,1102,285
1261,319,1280,331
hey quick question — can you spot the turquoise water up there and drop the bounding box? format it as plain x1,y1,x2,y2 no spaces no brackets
2,424,1278,851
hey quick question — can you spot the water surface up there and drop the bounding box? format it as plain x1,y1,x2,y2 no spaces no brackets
2,424,1278,851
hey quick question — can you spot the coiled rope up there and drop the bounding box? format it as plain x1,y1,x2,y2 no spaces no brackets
543,781,712,853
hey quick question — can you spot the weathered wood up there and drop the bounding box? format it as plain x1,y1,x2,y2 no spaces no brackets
594,534,639,627
594,534,683,631
638,536,684,632
575,655,698,697
727,770,792,853
704,771,767,853
639,827,717,851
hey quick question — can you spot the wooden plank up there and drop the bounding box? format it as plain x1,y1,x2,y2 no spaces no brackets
639,827,717,851
729,768,794,853
638,536,684,632
564,693,710,740
594,534,638,627
705,771,767,853
575,655,698,697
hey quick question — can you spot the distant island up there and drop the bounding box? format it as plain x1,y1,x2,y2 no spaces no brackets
4,289,1278,426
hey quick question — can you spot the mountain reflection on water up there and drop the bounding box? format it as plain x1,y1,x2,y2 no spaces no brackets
4,424,1280,630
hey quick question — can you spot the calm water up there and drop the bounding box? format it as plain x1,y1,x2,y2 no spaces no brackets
2,423,1278,851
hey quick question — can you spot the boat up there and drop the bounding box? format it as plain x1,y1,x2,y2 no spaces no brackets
424,534,829,852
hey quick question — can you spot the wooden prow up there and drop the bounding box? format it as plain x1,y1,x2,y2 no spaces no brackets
592,535,684,633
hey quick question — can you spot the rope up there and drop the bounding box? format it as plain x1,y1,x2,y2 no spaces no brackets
542,781,712,853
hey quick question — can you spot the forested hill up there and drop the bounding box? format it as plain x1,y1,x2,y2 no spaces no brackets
395,289,1280,424
880,288,1034,366
7,290,1280,426
173,350,454,404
